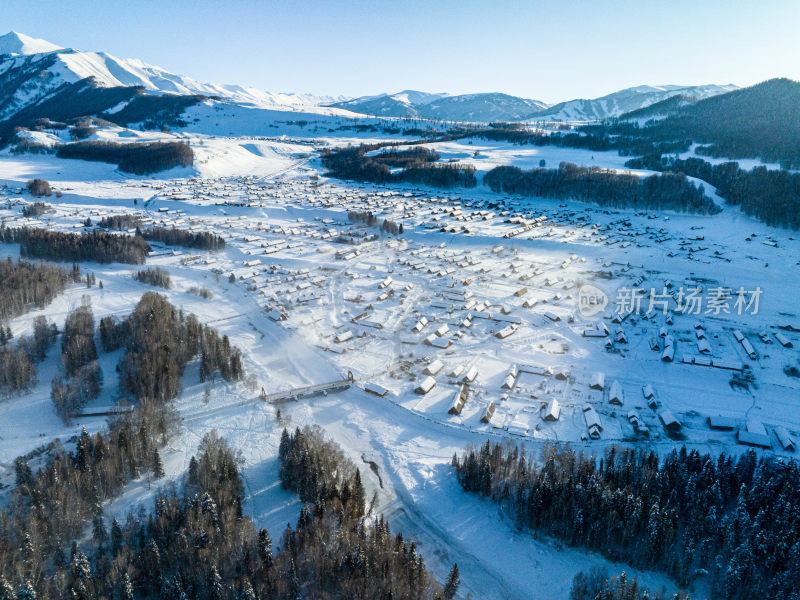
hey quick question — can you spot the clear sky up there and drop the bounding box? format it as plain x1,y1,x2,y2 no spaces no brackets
2,0,798,103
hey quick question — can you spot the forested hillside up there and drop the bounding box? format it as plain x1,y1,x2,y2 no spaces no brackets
56,141,194,174
0,257,80,320
484,162,718,214
453,442,800,600
0,288,447,599
647,78,800,168
322,144,477,188
98,217,226,250
626,155,800,228
1,227,151,263
618,94,693,121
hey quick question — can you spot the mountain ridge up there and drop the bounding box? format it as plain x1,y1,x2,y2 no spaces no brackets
0,30,757,133
0,31,348,115
0,31,63,55
330,83,739,123
526,83,739,122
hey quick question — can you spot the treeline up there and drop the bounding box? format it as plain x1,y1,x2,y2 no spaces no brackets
51,303,102,421
626,155,800,229
0,315,58,396
0,427,448,599
98,214,143,230
0,297,249,599
639,78,800,168
469,124,690,158
56,141,194,175
0,402,178,599
371,146,441,168
134,267,171,289
401,162,477,188
0,295,450,599
484,162,719,214
2,294,187,577
273,425,451,599
0,257,80,321
279,425,366,515
0,341,37,394
101,93,205,130
111,292,242,403
99,217,226,250
322,144,476,189
0,226,151,264
537,79,800,169
571,569,691,600
453,442,800,599
142,226,226,251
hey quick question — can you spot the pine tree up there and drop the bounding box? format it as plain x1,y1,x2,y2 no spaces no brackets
111,518,123,555
120,573,134,600
240,578,257,600
152,448,165,479
209,565,224,600
288,557,300,600
53,543,66,569
258,528,273,569
0,575,16,600
443,563,460,599
14,457,33,490
297,504,312,530
352,468,366,516
16,581,35,600
92,515,107,546
188,455,199,486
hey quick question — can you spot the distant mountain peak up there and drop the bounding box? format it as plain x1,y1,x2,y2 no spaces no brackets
330,91,550,122
529,83,740,122
390,90,449,105
0,31,63,55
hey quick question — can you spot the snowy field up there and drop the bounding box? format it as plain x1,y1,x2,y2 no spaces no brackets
1,131,799,599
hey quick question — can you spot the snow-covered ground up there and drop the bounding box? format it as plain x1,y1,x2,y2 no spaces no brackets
1,131,798,600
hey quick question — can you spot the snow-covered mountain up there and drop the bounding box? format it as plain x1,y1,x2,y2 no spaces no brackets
330,90,549,122
421,93,548,122
0,31,62,55
332,84,738,123
0,30,743,134
529,83,739,122
331,90,447,119
0,31,347,123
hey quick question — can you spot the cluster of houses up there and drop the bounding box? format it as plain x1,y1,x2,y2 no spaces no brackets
47,173,792,454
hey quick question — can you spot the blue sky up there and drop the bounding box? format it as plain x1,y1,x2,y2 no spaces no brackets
3,0,798,102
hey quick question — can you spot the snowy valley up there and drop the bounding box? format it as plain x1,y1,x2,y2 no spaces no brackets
1,28,799,600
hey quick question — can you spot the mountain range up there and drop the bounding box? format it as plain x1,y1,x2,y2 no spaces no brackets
330,91,550,122
0,31,346,122
532,84,739,121
328,84,738,122
0,30,743,130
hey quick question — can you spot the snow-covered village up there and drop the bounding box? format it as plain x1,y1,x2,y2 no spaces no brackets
0,4,799,599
